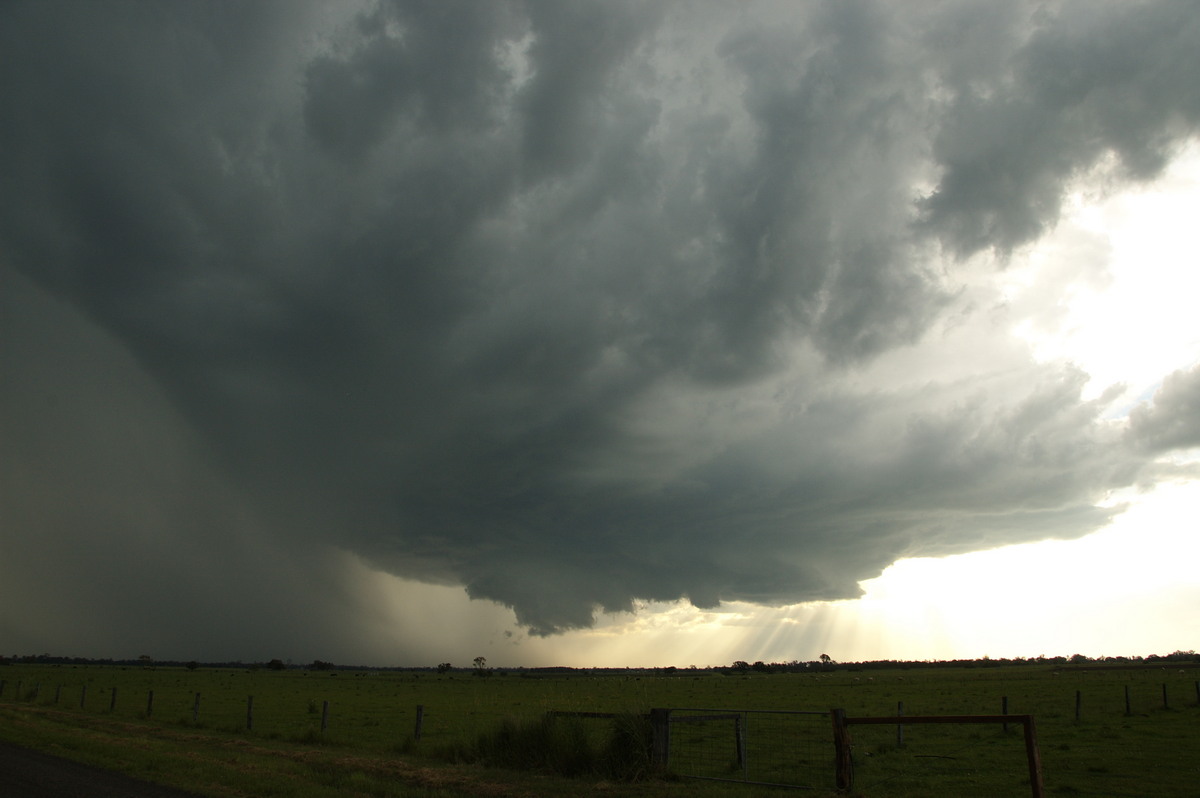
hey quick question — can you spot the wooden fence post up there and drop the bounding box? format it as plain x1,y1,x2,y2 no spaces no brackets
1022,716,1045,798
193,693,201,724
110,687,118,712
1074,690,1081,722
54,685,61,704
1162,683,1168,710
897,701,904,747
1124,685,1131,716
650,708,671,770
246,695,254,730
0,680,6,698
733,713,747,775
413,705,424,740
321,700,329,733
831,708,852,792
1002,696,1009,733
146,689,154,718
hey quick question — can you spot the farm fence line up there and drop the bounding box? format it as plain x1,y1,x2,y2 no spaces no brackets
2,671,1197,794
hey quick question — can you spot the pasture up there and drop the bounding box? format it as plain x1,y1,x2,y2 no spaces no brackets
1,661,1197,796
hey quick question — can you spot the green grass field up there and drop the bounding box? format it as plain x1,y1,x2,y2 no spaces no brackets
1,662,1197,796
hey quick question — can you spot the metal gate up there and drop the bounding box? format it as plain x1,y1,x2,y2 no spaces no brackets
654,708,831,790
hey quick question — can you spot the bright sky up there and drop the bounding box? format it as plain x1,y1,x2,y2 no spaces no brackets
842,144,1200,663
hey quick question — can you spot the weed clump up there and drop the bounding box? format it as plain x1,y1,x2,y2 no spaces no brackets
444,713,654,780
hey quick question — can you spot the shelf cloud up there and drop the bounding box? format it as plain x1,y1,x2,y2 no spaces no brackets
3,0,1199,658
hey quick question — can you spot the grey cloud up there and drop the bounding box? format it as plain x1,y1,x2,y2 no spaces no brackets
305,1,522,159
920,0,1200,255
517,0,658,179
3,0,1199,651
1129,365,1200,453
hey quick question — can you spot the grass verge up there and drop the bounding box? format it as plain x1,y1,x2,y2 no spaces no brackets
0,704,803,797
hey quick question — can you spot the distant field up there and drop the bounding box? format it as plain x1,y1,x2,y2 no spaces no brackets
1,662,1197,796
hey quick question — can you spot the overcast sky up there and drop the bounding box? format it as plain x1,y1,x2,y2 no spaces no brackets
3,0,1199,666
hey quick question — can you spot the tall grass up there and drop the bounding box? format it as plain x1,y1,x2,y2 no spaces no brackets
445,713,653,780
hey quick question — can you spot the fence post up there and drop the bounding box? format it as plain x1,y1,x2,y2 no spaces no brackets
80,685,86,709
193,693,201,724
831,708,852,792
1124,685,1131,716
246,695,254,730
1074,690,1081,722
1162,683,1168,710
650,708,671,770
897,701,904,747
0,680,5,698
414,705,424,740
321,700,329,733
1002,696,1009,733
1195,681,1199,705
733,713,747,776
110,687,118,712
146,689,154,718
55,685,61,705
1022,716,1046,798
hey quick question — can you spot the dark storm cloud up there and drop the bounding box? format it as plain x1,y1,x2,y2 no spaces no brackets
3,0,1199,650
919,0,1200,255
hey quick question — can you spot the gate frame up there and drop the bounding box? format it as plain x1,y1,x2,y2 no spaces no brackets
832,710,1044,797
651,707,830,789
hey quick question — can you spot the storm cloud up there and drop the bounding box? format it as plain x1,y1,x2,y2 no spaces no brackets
3,0,1200,657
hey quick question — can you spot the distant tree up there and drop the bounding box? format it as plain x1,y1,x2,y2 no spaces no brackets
436,662,453,674
185,661,199,671
473,656,491,677
819,653,833,666
138,654,153,666
310,660,334,671
266,658,286,671
751,660,772,674
732,660,750,674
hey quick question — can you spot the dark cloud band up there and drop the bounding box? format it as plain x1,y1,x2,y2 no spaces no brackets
3,0,1199,654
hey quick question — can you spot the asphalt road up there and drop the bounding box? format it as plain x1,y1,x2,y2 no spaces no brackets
0,741,205,798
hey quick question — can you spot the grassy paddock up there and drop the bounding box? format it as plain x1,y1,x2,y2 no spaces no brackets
1,663,1198,796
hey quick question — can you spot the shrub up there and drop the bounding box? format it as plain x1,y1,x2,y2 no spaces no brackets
450,713,653,780
603,713,654,781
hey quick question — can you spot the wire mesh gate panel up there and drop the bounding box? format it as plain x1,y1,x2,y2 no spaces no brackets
663,708,831,789
838,713,1045,798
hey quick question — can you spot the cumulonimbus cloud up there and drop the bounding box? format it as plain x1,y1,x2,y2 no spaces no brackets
3,0,1199,647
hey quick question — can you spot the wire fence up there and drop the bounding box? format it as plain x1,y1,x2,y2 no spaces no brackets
840,713,1042,797
663,708,831,789
4,669,1196,795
